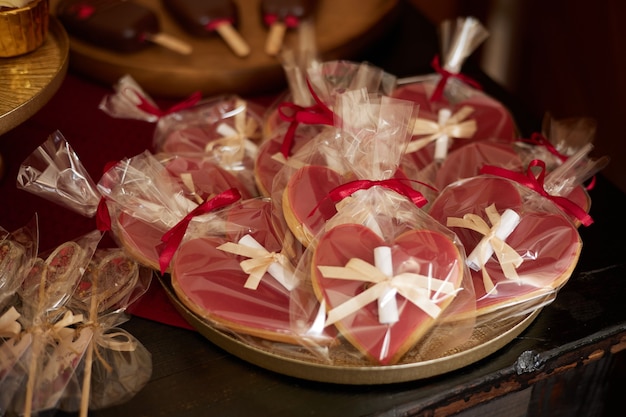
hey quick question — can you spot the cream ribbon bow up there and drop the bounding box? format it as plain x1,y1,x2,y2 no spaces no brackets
217,234,298,291
406,106,477,157
317,247,457,326
446,204,523,294
205,99,260,166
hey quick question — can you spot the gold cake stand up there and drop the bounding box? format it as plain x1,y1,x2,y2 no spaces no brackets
0,16,69,136
158,273,540,385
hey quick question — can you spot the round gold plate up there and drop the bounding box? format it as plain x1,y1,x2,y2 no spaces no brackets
157,273,540,385
49,0,399,99
0,16,69,136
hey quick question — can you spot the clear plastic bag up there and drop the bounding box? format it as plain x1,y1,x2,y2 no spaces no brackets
428,173,584,324
394,17,518,173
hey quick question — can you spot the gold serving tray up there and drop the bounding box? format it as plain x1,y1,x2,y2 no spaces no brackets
0,16,69,136
157,273,540,385
49,0,400,98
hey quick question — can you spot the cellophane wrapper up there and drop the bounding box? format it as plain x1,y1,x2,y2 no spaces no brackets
428,174,583,325
168,197,340,350
16,131,101,218
8,230,102,416
276,91,476,365
394,17,518,177
263,60,398,140
97,151,199,270
152,95,264,181
0,217,39,416
59,248,152,412
98,74,162,123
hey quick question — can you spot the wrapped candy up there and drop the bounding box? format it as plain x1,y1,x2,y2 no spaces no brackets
10,231,101,417
0,218,38,311
394,16,518,175
59,248,152,415
0,218,38,416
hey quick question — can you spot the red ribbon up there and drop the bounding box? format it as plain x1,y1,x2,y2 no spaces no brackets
430,55,482,102
206,18,236,32
309,178,430,218
264,14,300,28
522,133,568,162
134,90,202,118
277,78,336,158
480,160,593,226
522,133,596,191
94,160,120,232
158,188,242,274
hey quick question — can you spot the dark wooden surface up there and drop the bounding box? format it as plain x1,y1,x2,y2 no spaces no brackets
2,1,625,416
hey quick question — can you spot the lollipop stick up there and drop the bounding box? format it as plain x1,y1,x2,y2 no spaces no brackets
265,21,287,56
146,33,193,55
215,22,251,57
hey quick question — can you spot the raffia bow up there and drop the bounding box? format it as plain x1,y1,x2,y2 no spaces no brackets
217,234,297,290
406,106,477,154
317,255,456,326
446,204,523,293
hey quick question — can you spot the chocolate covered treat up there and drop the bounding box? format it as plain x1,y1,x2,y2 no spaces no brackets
56,0,192,54
261,0,316,56
162,0,250,57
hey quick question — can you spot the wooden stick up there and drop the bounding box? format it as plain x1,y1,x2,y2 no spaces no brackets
265,21,287,56
215,22,251,58
147,33,193,55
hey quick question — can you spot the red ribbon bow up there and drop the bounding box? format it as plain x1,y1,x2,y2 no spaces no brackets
158,188,242,274
480,160,593,226
522,133,568,163
95,160,120,232
134,90,202,118
276,78,336,158
430,55,482,102
309,178,430,218
522,133,596,190
264,14,300,28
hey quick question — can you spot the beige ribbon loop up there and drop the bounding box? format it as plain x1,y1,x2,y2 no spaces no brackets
447,204,523,293
205,99,259,165
95,328,138,352
406,106,477,154
217,235,297,290
0,306,22,338
318,255,456,326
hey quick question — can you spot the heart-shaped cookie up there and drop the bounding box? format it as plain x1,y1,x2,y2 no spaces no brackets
429,176,581,321
171,198,329,345
108,154,249,271
394,82,518,172
282,165,348,247
311,224,464,365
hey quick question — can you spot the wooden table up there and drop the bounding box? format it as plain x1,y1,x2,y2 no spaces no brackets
4,2,625,416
